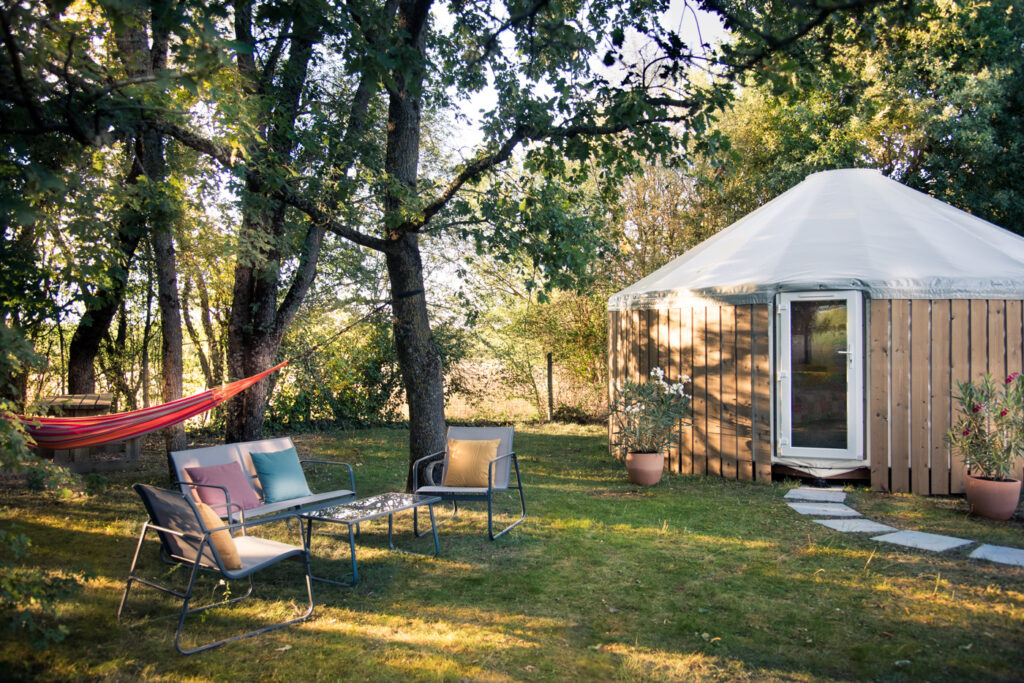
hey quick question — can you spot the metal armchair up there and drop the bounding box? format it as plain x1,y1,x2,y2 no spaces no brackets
117,483,314,654
412,426,526,540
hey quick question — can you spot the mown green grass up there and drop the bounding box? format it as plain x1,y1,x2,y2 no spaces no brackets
2,424,1022,681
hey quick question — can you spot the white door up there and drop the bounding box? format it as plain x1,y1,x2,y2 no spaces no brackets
777,292,864,461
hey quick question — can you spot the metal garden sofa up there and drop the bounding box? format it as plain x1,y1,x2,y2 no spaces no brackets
170,437,356,520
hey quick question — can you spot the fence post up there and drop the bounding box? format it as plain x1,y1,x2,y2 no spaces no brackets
547,352,554,422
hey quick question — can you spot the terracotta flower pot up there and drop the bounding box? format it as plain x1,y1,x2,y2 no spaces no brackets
626,451,664,485
965,474,1022,520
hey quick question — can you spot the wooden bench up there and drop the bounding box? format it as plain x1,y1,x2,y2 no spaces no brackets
169,437,356,519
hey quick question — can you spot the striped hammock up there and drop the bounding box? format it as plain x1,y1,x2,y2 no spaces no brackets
16,361,288,450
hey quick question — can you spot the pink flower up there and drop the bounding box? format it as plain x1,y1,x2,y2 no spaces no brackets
1000,409,1008,417
962,429,970,436
972,404,982,413
1008,372,1020,383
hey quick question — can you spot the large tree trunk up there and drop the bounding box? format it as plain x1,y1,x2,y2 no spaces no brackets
152,220,186,451
222,11,324,443
386,235,446,489
382,0,446,488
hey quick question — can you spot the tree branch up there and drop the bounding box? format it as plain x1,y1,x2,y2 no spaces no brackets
155,120,389,251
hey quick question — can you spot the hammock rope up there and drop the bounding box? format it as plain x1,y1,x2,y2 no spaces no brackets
16,302,390,450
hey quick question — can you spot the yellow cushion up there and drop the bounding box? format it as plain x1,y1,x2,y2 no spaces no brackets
195,501,242,570
444,438,501,487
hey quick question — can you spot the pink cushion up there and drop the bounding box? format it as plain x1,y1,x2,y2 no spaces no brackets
185,462,260,512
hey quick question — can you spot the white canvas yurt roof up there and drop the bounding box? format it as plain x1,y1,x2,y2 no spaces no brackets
608,168,1024,310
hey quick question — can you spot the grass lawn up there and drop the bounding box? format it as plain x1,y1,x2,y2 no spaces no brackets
2,424,1023,681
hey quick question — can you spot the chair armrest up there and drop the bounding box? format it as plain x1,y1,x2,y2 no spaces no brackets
176,481,245,523
300,459,356,494
487,452,517,491
412,450,445,491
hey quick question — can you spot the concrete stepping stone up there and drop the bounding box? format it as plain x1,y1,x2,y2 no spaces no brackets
787,502,860,517
969,544,1024,568
871,530,973,552
813,518,897,533
785,488,846,503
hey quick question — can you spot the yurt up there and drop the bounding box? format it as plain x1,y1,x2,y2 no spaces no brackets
607,169,1024,495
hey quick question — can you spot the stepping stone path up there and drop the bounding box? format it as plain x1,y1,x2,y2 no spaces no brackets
785,486,1024,569
813,518,897,533
788,502,861,517
871,530,973,552
970,544,1024,568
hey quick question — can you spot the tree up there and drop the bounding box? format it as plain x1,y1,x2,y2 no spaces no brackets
2,0,896,480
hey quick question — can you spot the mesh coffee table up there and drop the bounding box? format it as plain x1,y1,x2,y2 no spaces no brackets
301,492,441,586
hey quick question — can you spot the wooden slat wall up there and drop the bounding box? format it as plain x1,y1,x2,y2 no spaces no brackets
866,299,1024,495
611,297,1023,495
608,304,770,482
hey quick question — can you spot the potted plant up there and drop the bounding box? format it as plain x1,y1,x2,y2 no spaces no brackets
947,372,1024,520
609,367,692,485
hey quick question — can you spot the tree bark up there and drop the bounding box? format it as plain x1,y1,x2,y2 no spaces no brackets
386,235,447,489
223,8,324,443
382,0,446,488
152,220,186,451
111,2,182,449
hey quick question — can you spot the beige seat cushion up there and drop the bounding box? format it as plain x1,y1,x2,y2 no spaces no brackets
195,501,242,570
444,438,501,487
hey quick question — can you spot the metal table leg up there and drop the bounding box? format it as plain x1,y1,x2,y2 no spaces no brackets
304,517,358,587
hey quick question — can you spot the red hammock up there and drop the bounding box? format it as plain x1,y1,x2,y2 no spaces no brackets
17,361,288,450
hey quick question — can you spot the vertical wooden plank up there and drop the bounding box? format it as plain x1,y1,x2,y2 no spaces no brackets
679,308,694,474
1006,300,1024,482
626,311,634,385
752,305,772,482
639,309,651,383
667,309,681,473
608,311,617,455
970,301,988,384
949,300,970,493
930,301,951,495
988,301,1006,384
890,300,911,493
691,307,708,476
735,306,754,481
1007,301,1023,375
720,306,737,479
910,301,931,495
987,302,1012,486
869,300,891,492
705,307,722,477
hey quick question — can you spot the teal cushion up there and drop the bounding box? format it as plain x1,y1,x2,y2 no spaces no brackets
249,447,311,503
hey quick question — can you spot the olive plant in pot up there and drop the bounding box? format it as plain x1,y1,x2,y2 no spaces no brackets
610,368,692,485
946,372,1024,520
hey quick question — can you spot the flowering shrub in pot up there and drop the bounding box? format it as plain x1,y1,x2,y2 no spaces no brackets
946,372,1024,519
609,368,692,485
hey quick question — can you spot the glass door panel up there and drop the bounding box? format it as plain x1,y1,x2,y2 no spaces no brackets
790,300,848,449
778,292,864,462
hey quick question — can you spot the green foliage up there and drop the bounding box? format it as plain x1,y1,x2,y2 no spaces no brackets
718,0,1024,234
269,312,470,428
551,404,592,425
947,373,1024,481
0,528,84,649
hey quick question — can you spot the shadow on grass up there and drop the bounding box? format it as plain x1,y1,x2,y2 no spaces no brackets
1,425,1022,681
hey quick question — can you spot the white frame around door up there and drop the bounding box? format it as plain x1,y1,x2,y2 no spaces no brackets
776,291,865,462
